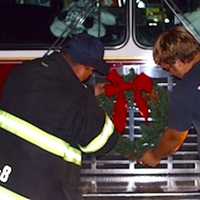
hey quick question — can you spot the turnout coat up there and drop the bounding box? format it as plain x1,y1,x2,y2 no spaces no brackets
0,52,116,200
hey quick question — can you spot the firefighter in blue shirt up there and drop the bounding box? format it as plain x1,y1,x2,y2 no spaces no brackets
0,33,117,199
139,26,200,167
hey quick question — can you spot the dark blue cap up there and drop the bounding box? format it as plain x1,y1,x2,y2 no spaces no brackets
63,33,109,75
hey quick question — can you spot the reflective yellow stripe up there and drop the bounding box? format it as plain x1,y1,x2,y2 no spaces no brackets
0,185,29,200
0,110,81,166
79,114,114,153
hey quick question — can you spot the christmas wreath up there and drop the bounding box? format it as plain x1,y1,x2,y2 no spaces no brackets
97,69,169,160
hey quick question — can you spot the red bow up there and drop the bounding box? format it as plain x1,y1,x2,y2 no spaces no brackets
105,69,153,134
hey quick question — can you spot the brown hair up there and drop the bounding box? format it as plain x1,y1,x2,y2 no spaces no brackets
153,26,200,65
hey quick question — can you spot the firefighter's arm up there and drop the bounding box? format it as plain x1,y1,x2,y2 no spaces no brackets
139,128,188,167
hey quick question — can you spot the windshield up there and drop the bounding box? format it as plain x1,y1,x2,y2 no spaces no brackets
134,0,200,48
0,0,199,50
164,0,200,43
0,0,127,50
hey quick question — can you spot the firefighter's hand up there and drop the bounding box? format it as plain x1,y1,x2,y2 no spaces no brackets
94,83,107,96
138,150,161,167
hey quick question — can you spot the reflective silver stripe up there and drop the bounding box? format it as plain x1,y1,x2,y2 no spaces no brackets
0,110,81,166
0,185,30,200
79,114,114,153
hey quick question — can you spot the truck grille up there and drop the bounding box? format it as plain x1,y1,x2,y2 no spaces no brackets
81,65,200,199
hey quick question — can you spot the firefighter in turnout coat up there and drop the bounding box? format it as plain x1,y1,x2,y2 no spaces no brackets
0,33,117,200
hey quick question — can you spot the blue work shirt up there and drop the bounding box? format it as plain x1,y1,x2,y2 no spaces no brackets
168,64,200,133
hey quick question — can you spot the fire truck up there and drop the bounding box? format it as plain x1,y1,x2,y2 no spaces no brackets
0,0,200,199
